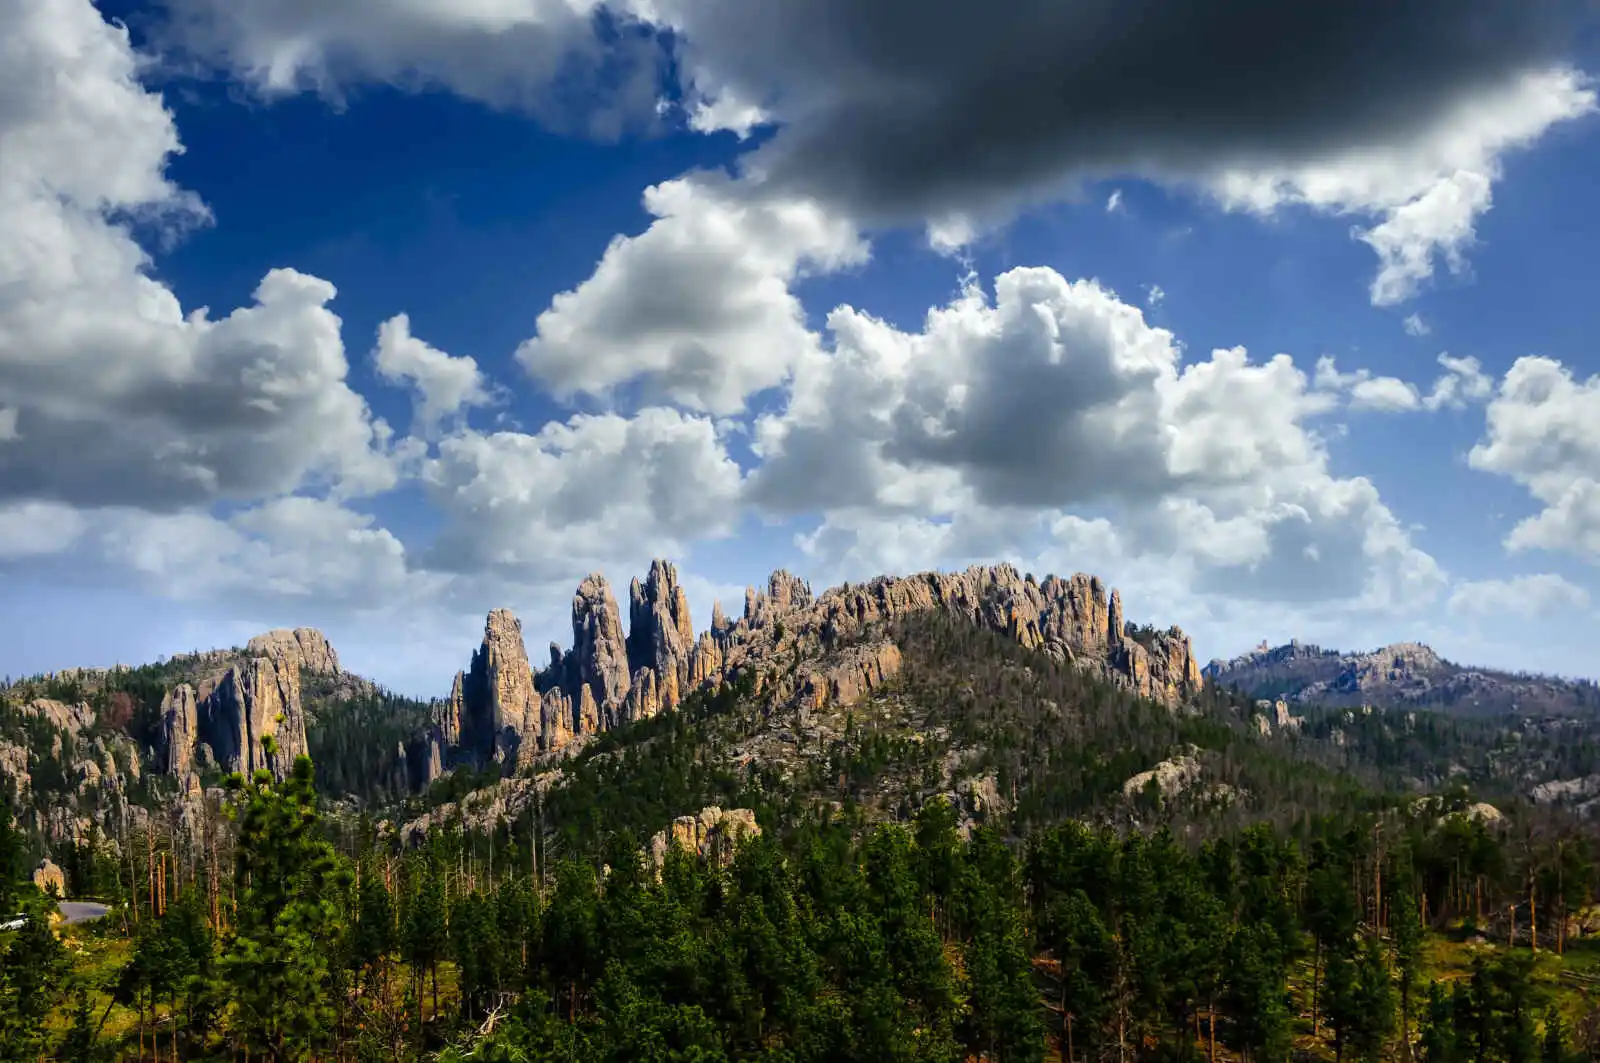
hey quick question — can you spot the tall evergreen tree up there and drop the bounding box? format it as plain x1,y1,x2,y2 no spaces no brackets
222,751,350,1060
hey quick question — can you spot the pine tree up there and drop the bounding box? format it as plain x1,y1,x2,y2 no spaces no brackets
403,853,448,1025
0,908,69,1060
0,809,25,917
221,751,350,1060
961,882,1046,1062
353,858,396,990
1393,888,1424,1063
1542,1010,1569,1063
1419,981,1459,1063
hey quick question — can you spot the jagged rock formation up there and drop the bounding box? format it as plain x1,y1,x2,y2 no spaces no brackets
244,628,341,676
1206,639,1600,716
627,560,696,714
433,560,1203,777
647,806,760,870
197,655,309,778
712,564,1199,708
152,631,327,784
450,608,542,765
159,685,199,776
569,576,632,713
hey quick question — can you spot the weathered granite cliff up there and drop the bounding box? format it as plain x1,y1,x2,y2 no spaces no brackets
245,628,342,677
150,628,349,787
453,608,542,764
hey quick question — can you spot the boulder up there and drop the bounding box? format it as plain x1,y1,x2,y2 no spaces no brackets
31,858,65,897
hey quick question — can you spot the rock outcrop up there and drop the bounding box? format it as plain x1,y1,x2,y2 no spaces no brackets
569,576,632,718
715,564,1199,707
627,560,696,714
244,628,341,676
452,609,542,765
154,630,326,782
159,685,199,776
31,858,65,897
1123,755,1203,799
20,698,94,737
795,641,903,711
647,806,760,870
200,655,309,778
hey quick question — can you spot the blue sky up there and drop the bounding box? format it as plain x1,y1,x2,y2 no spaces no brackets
3,0,1600,696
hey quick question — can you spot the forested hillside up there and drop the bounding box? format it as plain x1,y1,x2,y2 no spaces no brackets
6,741,1600,1062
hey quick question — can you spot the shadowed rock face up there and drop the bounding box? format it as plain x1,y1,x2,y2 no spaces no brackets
627,559,696,714
154,631,320,784
200,655,309,778
435,559,1202,775
453,609,542,765
571,576,631,714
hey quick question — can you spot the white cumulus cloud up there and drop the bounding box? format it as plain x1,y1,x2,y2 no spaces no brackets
515,173,867,414
1470,357,1600,562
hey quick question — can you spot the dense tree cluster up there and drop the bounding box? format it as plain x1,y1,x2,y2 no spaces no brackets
4,747,1600,1062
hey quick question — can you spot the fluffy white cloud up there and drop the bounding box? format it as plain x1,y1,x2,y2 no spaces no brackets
515,173,867,414
752,267,1441,610
422,406,744,577
1448,573,1592,619
0,0,404,510
93,497,432,606
0,0,768,661
1423,354,1495,411
1313,353,1494,413
1471,357,1600,562
1403,314,1431,338
0,495,447,618
374,314,495,436
1209,69,1595,304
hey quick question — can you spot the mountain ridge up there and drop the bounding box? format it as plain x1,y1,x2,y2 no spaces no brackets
1206,636,1600,716
420,560,1203,783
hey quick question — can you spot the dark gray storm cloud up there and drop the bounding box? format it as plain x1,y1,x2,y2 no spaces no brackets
658,0,1593,221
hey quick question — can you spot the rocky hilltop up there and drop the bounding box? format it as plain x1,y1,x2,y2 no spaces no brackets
1205,639,1599,716
427,560,1202,775
1,627,348,845
156,626,351,791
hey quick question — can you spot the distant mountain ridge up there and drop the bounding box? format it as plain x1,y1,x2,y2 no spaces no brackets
1204,638,1600,716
